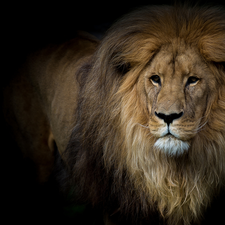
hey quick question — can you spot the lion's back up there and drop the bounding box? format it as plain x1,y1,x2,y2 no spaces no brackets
3,31,99,182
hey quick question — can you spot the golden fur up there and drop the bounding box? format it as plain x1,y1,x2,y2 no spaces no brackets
4,5,225,225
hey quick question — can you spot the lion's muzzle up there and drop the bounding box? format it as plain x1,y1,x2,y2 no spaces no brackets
155,111,183,126
151,112,190,156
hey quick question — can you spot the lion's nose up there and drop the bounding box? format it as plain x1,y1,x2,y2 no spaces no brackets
155,111,183,125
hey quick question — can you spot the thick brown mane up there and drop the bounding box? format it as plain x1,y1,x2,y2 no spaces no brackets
64,5,225,225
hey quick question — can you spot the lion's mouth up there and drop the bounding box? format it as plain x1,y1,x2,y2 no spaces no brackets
154,135,190,156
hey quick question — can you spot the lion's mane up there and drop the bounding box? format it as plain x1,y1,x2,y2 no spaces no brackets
63,5,225,224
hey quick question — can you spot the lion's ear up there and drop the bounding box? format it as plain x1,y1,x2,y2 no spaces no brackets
115,62,131,75
200,34,225,63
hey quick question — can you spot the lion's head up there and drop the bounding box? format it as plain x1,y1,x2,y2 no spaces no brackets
64,5,225,225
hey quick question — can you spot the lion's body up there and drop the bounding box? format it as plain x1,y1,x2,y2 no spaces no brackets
4,5,225,225
4,32,98,182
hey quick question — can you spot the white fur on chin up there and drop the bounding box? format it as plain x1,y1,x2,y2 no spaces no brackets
154,136,190,156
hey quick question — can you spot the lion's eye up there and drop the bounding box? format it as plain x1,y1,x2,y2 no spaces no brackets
186,76,200,86
150,75,161,86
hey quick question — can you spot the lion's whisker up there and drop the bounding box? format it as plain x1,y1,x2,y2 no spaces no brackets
137,123,149,129
195,120,208,133
146,132,153,137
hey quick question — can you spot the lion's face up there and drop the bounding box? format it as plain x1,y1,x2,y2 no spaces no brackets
140,44,215,156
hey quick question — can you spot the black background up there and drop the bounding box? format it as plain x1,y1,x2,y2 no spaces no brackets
2,0,225,224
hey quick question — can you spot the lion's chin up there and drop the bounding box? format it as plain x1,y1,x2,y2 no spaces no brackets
154,135,190,156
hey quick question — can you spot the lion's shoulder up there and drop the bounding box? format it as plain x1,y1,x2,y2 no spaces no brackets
28,31,99,153
3,31,99,183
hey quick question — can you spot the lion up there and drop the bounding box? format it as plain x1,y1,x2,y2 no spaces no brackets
3,4,225,225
